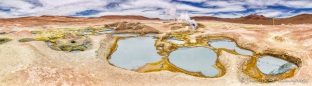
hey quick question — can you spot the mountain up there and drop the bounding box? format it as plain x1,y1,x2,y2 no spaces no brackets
190,16,223,21
0,14,312,26
191,14,312,25
239,14,270,20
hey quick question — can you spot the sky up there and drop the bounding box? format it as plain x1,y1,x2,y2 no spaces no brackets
0,0,312,19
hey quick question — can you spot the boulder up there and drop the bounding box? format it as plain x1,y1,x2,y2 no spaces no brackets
47,33,92,52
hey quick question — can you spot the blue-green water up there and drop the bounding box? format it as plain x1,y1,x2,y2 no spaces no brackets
168,47,219,77
208,39,253,55
108,37,162,70
257,56,298,75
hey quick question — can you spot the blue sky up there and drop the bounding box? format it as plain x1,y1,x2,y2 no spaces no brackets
0,0,312,19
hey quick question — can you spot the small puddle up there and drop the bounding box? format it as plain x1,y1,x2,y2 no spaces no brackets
108,37,162,70
257,56,298,75
98,28,114,34
208,39,253,55
168,47,219,77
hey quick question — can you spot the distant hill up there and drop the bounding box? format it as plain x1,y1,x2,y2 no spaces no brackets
0,14,311,26
279,14,312,24
190,14,312,25
190,16,223,21
238,14,269,20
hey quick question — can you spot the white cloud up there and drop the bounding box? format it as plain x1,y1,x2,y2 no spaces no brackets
175,4,246,13
254,9,284,17
87,8,166,19
258,11,283,17
0,0,311,19
0,0,115,17
213,13,247,18
0,0,33,9
119,0,172,9
189,13,214,17
0,0,34,16
177,0,206,3
277,1,312,8
0,11,14,18
278,11,312,18
88,0,246,19
205,0,312,9
205,1,245,7
244,0,280,8
37,0,111,15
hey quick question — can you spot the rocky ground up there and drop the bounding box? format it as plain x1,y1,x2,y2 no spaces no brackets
0,17,311,86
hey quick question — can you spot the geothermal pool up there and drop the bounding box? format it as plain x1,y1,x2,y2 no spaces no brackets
208,39,298,75
257,56,298,75
108,37,162,70
208,39,253,55
168,47,219,77
107,35,298,77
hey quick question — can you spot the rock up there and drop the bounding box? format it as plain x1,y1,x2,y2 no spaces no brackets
110,21,159,34
104,22,119,28
269,62,297,75
273,36,284,42
47,33,92,52
134,25,144,30
115,21,146,30
115,22,129,30
62,33,80,39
